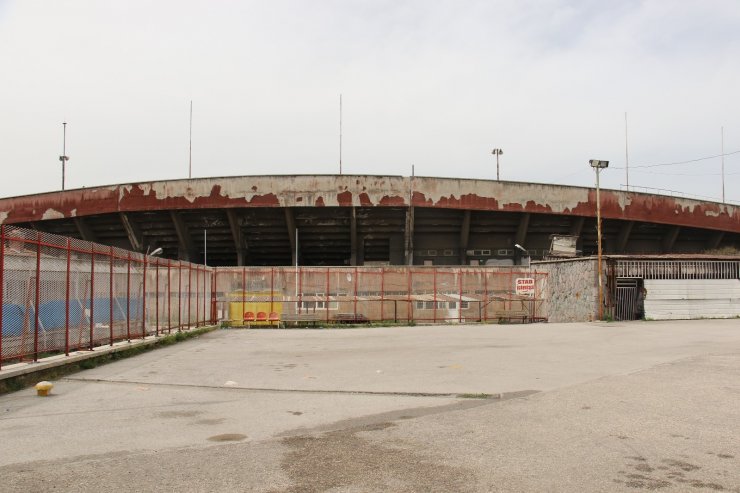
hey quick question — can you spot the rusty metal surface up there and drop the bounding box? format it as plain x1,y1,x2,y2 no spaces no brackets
0,175,738,233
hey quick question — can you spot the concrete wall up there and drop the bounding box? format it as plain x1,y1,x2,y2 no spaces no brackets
536,258,599,323
2,175,738,234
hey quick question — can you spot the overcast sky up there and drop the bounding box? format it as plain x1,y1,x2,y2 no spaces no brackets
1,0,739,202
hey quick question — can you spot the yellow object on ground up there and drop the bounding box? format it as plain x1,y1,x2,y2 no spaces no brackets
35,381,54,396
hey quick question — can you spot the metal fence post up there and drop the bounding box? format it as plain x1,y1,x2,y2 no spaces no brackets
155,258,159,337
241,267,247,325
298,267,303,314
211,268,217,324
34,231,41,361
65,238,71,355
177,260,182,331
433,267,437,323
109,246,114,346
188,263,192,328
167,259,172,333
195,265,199,327
353,267,358,318
325,268,330,323
380,267,385,322
270,267,275,316
0,225,4,369
457,268,463,323
89,244,95,350
483,269,489,322
407,268,412,323
64,238,72,356
126,251,131,341
142,254,147,338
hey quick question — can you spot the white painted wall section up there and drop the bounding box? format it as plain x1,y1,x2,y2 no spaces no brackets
644,279,740,320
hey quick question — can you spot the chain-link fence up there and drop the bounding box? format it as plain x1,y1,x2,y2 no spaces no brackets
1,224,548,367
0,225,213,368
213,266,547,327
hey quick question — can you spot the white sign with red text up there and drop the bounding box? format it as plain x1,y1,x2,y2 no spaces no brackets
515,277,535,297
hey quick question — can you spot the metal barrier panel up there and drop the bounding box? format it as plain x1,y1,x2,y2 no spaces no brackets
213,266,548,327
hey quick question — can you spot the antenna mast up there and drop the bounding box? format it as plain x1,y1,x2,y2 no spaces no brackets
721,126,725,203
624,112,629,191
339,94,343,175
189,100,193,179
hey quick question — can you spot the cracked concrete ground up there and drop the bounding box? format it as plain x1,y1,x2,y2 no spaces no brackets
0,320,739,492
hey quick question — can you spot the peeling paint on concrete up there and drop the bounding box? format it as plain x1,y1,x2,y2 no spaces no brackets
42,209,65,220
0,175,737,234
0,211,8,225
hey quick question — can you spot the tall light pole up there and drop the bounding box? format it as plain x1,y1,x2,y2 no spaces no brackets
492,148,503,181
590,159,609,320
59,122,69,190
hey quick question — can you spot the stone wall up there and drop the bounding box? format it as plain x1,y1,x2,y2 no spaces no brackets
535,257,599,323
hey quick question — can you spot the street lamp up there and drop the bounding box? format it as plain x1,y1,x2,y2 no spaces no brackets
589,159,609,320
146,246,163,256
514,243,530,267
492,148,503,181
59,122,69,190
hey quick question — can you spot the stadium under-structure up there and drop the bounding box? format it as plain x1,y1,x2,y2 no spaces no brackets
0,175,738,267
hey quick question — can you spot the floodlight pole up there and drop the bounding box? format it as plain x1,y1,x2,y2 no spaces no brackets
59,122,69,190
590,159,609,321
596,166,603,320
492,148,503,181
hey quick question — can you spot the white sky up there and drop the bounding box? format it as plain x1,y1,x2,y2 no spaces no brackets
1,0,739,202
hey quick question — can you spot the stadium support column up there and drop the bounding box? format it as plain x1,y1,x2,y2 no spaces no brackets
226,209,244,266
615,221,634,253
73,217,97,243
350,207,358,266
570,216,585,253
661,226,681,253
170,210,194,262
706,231,724,250
514,213,530,264
285,208,297,266
570,216,585,236
459,210,471,265
404,207,415,266
119,212,144,252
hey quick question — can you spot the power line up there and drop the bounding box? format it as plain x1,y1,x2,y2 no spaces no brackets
611,149,740,169
628,169,740,177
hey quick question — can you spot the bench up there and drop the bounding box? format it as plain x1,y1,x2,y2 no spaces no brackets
332,313,370,324
279,313,324,327
493,310,530,323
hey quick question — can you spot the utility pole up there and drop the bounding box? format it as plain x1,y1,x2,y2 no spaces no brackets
339,94,342,175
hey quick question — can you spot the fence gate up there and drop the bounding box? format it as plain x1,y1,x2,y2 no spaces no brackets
614,277,641,321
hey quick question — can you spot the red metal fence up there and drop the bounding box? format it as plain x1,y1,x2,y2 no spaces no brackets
0,225,212,368
0,225,548,368
213,266,547,326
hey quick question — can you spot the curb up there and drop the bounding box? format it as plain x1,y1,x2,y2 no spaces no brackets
0,326,218,394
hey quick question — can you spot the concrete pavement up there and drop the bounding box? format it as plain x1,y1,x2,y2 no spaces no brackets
0,319,738,492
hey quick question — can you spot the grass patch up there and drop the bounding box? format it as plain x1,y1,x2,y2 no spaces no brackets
456,393,493,399
0,326,217,395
